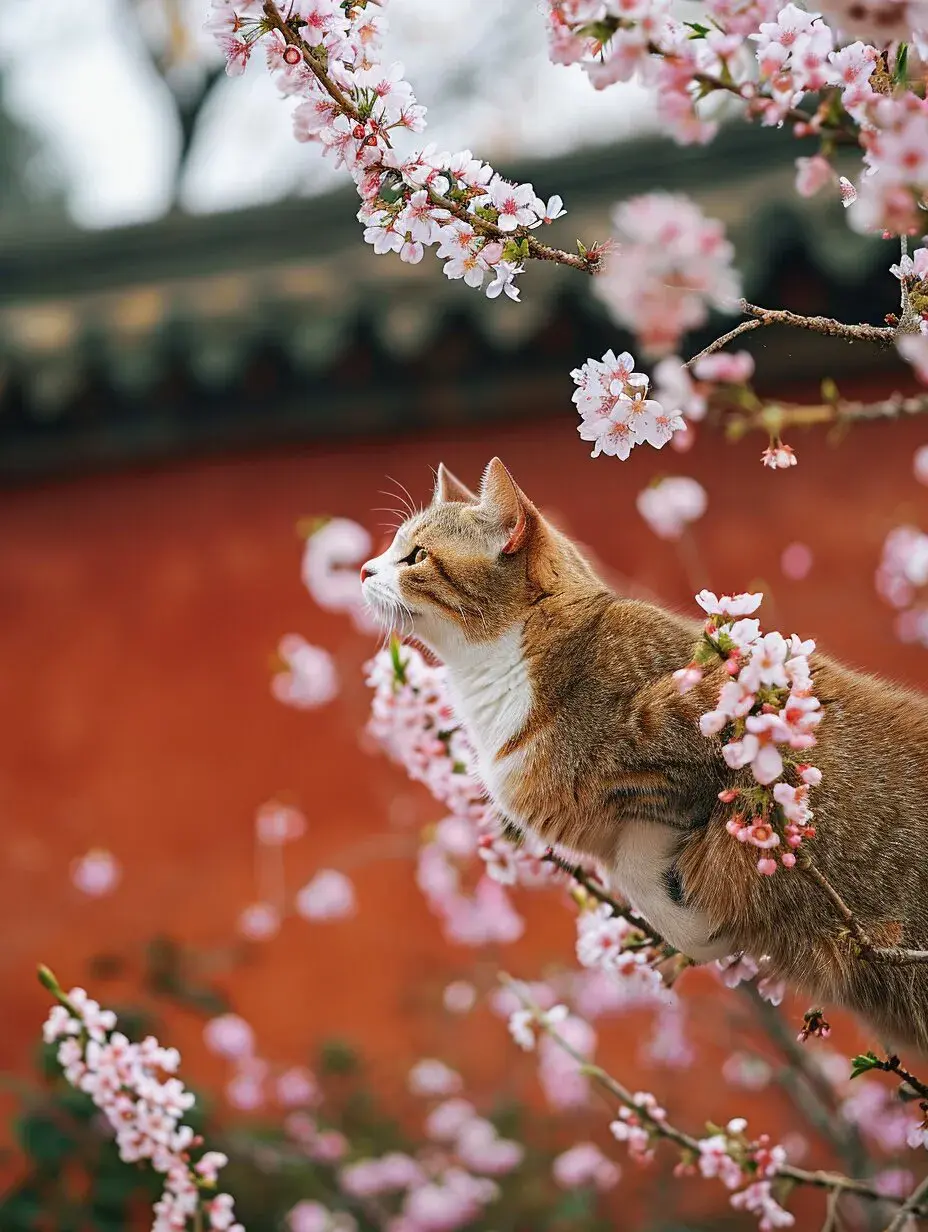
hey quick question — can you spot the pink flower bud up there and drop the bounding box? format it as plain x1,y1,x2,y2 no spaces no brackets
756,858,777,876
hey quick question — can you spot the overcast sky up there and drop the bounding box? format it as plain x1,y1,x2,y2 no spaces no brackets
0,0,656,228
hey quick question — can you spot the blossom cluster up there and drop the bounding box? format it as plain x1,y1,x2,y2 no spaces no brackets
607,1090,795,1229
594,195,740,357
690,1119,794,1230
42,976,243,1232
876,523,928,646
300,1058,529,1231
206,0,569,305
542,0,928,275
679,591,823,874
572,349,685,460
636,476,708,540
365,638,552,945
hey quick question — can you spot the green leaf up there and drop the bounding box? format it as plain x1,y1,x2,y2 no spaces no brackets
16,1112,75,1170
820,377,839,403
685,20,711,35
0,1185,43,1231
895,41,908,83
389,634,408,685
850,1050,881,1079
319,1038,359,1076
551,1187,596,1221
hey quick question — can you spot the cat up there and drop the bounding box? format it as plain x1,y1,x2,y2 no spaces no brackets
360,457,928,1049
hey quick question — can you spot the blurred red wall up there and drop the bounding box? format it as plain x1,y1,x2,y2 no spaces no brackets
2,381,926,1224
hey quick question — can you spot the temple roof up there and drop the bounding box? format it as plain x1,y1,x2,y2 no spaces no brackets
0,122,908,482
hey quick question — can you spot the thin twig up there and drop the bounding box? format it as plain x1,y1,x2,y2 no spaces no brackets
885,1173,928,1232
870,1055,928,1102
740,984,870,1176
800,857,928,968
539,848,665,942
262,0,601,275
687,301,895,371
500,976,923,1215
822,1183,846,1232
685,318,764,368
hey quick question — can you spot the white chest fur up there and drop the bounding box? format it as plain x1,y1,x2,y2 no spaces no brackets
443,625,533,806
611,821,730,962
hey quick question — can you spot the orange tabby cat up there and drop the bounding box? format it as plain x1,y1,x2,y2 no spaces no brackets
361,457,928,1049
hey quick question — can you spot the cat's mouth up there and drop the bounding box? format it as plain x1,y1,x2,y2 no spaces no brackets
362,579,417,632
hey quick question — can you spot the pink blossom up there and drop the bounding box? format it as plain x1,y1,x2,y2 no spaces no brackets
310,1130,349,1163
226,1066,266,1111
237,902,281,941
455,1117,524,1174
507,1002,568,1051
761,443,797,469
273,635,339,709
425,1099,478,1142
538,1015,596,1109
674,664,704,694
256,802,307,845
276,1067,320,1108
443,981,477,1013
302,518,372,614
696,590,763,617
552,1142,620,1190
915,445,928,485
692,351,755,383
288,1202,358,1232
408,1059,463,1098
203,1014,255,1061
636,476,707,539
780,542,813,580
295,870,356,921
43,980,238,1232
573,350,683,460
594,195,740,356
794,154,834,198
70,849,121,897
610,1092,667,1162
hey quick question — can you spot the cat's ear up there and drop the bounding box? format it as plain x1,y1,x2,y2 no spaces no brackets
479,457,537,555
433,462,477,505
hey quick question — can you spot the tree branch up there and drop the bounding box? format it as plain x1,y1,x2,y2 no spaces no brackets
685,300,895,371
500,976,921,1216
800,856,928,968
885,1174,928,1232
739,983,871,1178
261,0,602,274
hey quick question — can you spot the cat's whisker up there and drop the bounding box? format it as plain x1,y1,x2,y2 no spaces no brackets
384,474,419,520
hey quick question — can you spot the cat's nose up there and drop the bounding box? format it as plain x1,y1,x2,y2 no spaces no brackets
360,561,376,583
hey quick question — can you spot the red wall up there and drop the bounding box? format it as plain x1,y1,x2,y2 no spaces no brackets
2,387,926,1223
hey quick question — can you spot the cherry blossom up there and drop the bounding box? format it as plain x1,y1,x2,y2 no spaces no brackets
594,195,740,356
237,901,282,940
408,1059,463,1098
301,518,372,619
636,476,708,540
255,801,307,846
295,869,356,921
273,635,339,709
693,592,822,870
442,981,477,1013
572,350,684,459
552,1142,621,1190
781,542,814,580
70,848,121,897
42,974,243,1232
204,1014,256,1061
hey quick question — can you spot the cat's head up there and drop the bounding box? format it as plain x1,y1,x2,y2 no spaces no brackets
360,458,590,656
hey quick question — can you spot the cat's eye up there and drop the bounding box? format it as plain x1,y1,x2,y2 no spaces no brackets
401,546,428,566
